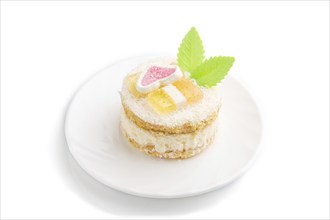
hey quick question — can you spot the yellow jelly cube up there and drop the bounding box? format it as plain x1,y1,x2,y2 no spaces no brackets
173,78,203,105
147,88,176,115
125,73,145,98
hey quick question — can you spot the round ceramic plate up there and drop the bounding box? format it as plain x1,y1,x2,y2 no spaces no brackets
65,55,262,199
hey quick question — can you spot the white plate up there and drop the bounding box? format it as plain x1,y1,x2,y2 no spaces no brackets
65,55,262,199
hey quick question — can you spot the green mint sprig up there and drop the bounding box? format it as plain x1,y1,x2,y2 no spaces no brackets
177,27,205,73
177,27,235,87
190,56,235,87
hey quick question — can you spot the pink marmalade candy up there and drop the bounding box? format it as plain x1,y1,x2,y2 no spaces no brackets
141,66,176,86
136,65,183,94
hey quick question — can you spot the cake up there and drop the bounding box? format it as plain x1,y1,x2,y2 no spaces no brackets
120,27,235,159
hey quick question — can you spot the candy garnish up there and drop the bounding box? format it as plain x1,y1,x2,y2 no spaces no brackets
136,65,183,94
125,73,146,98
147,88,176,115
173,78,203,105
162,84,186,109
146,85,187,115
141,66,176,86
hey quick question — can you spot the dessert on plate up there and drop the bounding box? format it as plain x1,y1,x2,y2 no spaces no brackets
120,27,235,159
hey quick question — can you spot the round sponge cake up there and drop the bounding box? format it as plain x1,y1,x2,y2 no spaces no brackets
120,57,222,159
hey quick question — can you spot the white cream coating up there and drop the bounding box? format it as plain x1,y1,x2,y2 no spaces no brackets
121,57,222,127
121,110,218,154
162,84,186,109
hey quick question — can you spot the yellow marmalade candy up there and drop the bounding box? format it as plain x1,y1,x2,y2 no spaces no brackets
125,73,145,98
146,78,203,114
173,78,203,105
146,88,177,115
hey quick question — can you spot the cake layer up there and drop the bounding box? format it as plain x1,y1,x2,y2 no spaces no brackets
122,102,219,134
120,110,217,159
120,57,222,134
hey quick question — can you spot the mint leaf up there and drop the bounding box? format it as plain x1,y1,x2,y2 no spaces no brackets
177,27,205,73
190,56,235,87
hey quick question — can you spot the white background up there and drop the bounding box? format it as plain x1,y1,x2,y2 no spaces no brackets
1,1,329,219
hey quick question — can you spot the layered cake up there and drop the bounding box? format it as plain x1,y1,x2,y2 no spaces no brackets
120,27,235,159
